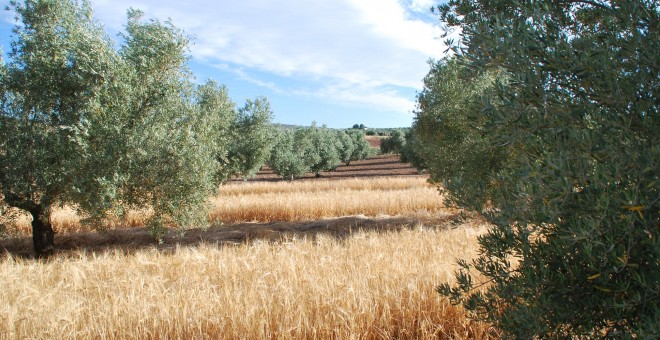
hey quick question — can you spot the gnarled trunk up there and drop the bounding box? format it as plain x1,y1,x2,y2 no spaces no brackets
29,206,55,256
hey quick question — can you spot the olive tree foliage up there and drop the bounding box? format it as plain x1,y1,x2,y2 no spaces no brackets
335,130,355,165
0,0,120,253
418,0,659,337
346,129,370,165
194,79,237,183
222,97,274,181
0,0,228,253
399,129,424,169
268,124,353,180
0,2,114,251
413,58,503,202
380,129,405,154
113,9,226,237
268,129,311,180
307,124,342,176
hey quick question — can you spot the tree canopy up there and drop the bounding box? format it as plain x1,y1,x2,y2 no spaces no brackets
0,0,257,253
223,97,275,181
416,0,658,337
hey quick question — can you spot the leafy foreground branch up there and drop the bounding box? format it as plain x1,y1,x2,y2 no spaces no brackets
415,0,659,337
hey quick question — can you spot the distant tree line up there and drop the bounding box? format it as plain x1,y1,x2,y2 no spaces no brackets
268,125,371,180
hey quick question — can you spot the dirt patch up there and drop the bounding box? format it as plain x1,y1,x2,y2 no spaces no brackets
0,213,465,259
365,135,386,148
236,154,424,182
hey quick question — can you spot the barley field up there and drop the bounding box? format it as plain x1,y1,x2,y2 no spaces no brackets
1,225,493,339
211,177,450,223
3,176,449,235
1,173,495,339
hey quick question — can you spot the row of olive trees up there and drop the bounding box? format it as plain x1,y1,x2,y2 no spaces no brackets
412,0,658,337
0,0,272,254
379,130,405,155
268,125,371,180
380,129,425,170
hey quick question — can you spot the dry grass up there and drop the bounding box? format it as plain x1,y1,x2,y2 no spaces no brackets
1,174,495,338
1,223,494,339
211,177,447,223
3,177,445,235
2,206,151,236
220,176,428,196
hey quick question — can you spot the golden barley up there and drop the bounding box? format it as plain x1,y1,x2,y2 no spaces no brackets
210,177,446,223
4,177,445,235
1,223,494,339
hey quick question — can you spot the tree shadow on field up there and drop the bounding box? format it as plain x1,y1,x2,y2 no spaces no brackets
0,213,463,259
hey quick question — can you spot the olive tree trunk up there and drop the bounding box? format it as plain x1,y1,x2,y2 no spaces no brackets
29,206,54,256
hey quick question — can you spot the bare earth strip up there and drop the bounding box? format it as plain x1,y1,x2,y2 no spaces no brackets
238,153,422,182
2,213,460,258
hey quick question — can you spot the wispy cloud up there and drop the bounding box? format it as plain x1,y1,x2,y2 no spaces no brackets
410,0,439,12
293,81,417,115
51,0,447,122
213,64,287,95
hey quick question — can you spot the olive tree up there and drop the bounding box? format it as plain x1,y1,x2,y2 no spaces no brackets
307,124,341,176
346,129,370,165
0,0,119,254
1,0,226,254
194,79,238,183
224,97,274,181
268,124,344,180
399,129,424,169
268,129,310,180
413,58,503,202
380,129,405,154
421,0,659,337
335,130,355,165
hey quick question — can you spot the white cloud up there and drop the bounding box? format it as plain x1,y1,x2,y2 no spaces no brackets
213,64,286,95
345,0,442,58
88,0,445,115
410,0,438,12
293,80,417,115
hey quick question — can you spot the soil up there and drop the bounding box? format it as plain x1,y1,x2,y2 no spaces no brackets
0,213,464,259
233,154,424,182
364,135,386,148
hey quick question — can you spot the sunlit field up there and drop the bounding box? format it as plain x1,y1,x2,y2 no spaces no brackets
1,173,494,338
1,224,493,339
211,177,449,223
3,176,447,235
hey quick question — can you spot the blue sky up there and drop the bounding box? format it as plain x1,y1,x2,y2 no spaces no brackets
0,0,449,128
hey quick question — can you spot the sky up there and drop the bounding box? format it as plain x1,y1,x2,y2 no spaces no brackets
0,0,450,128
